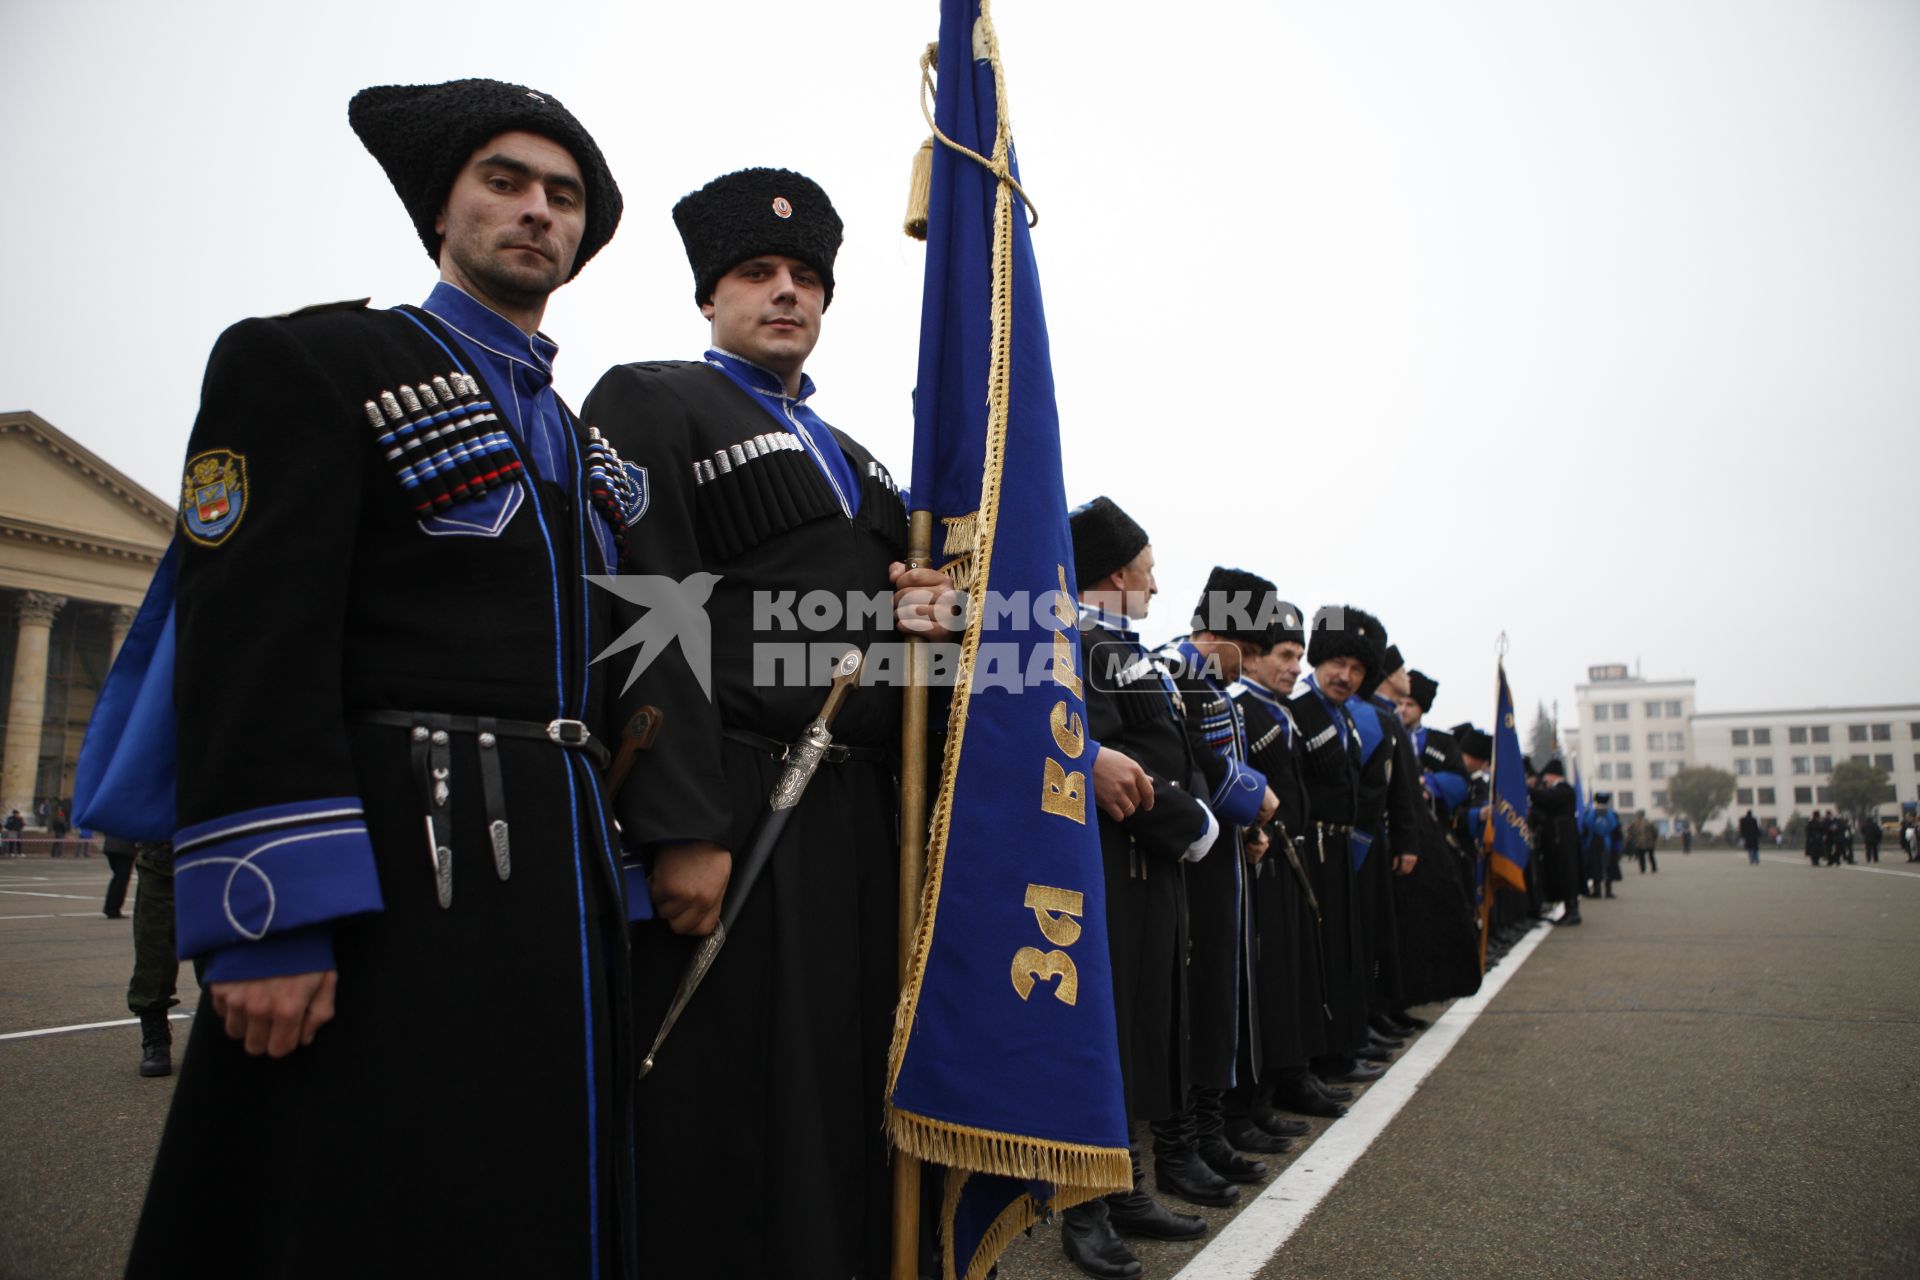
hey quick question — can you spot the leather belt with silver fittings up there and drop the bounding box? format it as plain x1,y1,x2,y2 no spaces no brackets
354,710,611,908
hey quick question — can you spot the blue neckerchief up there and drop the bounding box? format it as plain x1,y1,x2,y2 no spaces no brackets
704,347,861,517
1302,672,1359,748
423,282,573,497
1077,601,1136,639
1350,693,1386,764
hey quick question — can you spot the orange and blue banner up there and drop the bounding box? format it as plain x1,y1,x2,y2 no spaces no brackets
1487,660,1533,891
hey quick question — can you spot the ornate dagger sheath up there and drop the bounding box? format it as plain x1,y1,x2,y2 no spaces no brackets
639,647,863,1079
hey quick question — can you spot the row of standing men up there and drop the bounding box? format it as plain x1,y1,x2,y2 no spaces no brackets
1054,499,1490,1278
111,74,1517,1280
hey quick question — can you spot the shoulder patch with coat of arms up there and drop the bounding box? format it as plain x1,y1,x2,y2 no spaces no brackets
179,449,247,546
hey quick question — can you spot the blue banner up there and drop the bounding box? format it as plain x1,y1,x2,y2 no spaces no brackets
1487,661,1533,890
886,2,1130,1274
1573,755,1592,836
72,542,179,841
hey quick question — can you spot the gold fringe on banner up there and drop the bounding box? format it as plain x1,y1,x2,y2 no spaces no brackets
890,1106,1132,1188
939,509,980,595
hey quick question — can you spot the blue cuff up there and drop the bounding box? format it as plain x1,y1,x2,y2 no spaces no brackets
1210,760,1267,828
201,923,335,982
172,797,385,959
623,859,656,923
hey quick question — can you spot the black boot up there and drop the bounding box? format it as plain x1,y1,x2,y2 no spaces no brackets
1106,1146,1205,1241
1196,1133,1268,1183
1270,1076,1345,1117
1253,1106,1311,1138
1325,1058,1386,1083
1224,1116,1292,1154
137,1009,172,1078
1155,1092,1241,1206
1061,1201,1142,1279
1155,1147,1239,1207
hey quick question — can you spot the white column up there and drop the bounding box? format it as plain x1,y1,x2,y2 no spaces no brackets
108,604,140,665
2,592,65,821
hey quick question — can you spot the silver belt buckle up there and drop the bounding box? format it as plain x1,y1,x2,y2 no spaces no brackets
546,718,591,749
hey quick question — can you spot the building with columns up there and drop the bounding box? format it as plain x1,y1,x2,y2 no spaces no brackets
1,410,171,826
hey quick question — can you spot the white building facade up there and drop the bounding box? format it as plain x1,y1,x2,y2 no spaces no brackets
1570,666,1696,823
1691,706,1920,830
1568,661,1919,834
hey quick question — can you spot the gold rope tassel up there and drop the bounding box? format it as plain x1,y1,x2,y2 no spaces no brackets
905,136,935,240
904,44,938,240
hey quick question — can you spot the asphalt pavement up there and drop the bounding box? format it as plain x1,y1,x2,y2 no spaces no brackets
996,847,1920,1280
1,848,1915,1278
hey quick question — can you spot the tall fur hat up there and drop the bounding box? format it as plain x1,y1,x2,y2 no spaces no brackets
349,78,622,280
1360,637,1403,699
1456,724,1494,760
1190,567,1280,647
1264,599,1307,650
1068,497,1148,592
673,168,843,310
1307,605,1386,679
1407,669,1440,713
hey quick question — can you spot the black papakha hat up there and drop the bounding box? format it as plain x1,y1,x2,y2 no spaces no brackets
1068,497,1148,592
1543,757,1567,776
349,78,623,280
1380,645,1406,678
1457,725,1494,759
1407,669,1439,713
1264,599,1307,651
1594,791,1612,805
673,168,844,310
1191,567,1279,647
1307,605,1386,679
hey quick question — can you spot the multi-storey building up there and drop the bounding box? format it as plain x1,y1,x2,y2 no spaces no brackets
1568,661,1920,834
1691,706,1920,831
1570,665,1696,822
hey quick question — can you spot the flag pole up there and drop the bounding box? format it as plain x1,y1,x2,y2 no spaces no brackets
893,507,934,1280
1479,633,1509,970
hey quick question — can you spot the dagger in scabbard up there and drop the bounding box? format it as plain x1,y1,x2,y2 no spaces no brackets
605,704,666,797
638,646,864,1080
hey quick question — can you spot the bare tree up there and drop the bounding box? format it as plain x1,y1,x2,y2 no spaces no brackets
1667,766,1736,837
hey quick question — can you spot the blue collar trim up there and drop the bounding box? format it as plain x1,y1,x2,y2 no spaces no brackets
704,347,816,403
423,282,558,380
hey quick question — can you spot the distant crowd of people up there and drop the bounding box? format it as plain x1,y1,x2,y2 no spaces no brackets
0,800,85,857
1798,810,1895,865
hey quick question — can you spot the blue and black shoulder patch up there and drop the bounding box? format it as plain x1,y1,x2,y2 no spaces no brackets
179,448,248,546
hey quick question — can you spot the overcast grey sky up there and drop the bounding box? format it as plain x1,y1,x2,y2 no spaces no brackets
4,0,1916,734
